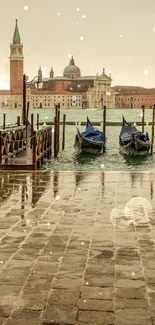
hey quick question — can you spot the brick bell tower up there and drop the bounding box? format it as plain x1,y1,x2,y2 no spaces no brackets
10,19,24,94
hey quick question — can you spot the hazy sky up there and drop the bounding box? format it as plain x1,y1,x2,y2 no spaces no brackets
1,0,155,88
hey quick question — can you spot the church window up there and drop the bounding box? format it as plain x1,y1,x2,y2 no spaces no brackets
12,48,16,54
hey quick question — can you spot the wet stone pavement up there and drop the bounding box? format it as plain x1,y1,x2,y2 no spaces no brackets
0,171,155,324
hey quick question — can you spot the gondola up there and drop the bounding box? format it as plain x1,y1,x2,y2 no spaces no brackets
74,118,105,154
119,116,150,156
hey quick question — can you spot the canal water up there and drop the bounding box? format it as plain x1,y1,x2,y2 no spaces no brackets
0,108,155,171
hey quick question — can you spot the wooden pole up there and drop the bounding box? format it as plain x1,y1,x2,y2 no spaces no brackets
142,105,145,133
3,114,6,130
62,114,66,150
103,105,106,153
54,116,57,158
26,101,30,124
30,114,34,149
17,116,20,127
37,114,39,130
32,131,37,167
57,104,60,152
0,131,2,164
22,74,27,125
151,105,155,155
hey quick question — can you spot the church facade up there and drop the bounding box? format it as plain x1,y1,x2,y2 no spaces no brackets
0,20,115,109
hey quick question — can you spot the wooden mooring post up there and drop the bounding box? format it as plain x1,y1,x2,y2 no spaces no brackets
54,104,60,158
103,105,106,153
17,116,20,127
151,105,155,155
37,114,39,130
62,114,66,150
22,74,27,125
54,116,57,158
3,114,6,130
30,113,34,149
142,105,145,133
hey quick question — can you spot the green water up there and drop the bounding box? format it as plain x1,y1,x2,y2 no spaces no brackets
0,108,155,171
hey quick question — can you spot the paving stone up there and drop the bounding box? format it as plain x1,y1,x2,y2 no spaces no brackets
32,262,58,274
115,298,149,309
79,299,114,311
4,310,41,325
115,287,147,299
81,287,114,300
85,264,114,276
41,304,77,324
48,289,80,306
77,310,114,324
52,274,82,289
115,309,152,325
16,294,47,311
84,274,114,287
115,279,145,288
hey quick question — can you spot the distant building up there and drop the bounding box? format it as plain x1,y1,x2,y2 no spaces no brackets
114,86,155,108
0,20,115,109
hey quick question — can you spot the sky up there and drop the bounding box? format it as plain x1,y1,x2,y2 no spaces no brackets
0,0,155,89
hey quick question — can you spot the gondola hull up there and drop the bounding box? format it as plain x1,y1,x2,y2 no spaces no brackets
119,144,150,156
75,133,103,154
119,117,150,156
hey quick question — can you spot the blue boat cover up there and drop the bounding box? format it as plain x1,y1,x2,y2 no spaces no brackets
81,125,103,142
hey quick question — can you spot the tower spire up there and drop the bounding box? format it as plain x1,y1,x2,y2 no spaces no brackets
13,19,21,43
70,56,75,65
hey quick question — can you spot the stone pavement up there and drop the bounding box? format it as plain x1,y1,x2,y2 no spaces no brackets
0,171,155,325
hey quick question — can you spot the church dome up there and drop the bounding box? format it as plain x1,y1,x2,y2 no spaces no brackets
63,56,81,78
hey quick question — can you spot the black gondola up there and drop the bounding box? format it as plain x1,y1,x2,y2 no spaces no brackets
119,116,150,156
74,117,105,154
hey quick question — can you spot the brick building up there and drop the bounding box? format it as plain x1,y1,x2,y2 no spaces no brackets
114,86,155,108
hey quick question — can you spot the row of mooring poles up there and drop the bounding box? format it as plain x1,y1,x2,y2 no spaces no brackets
53,104,66,158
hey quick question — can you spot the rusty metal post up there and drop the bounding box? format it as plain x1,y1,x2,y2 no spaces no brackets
3,114,6,130
37,114,39,130
103,105,106,153
142,105,145,133
62,114,66,150
32,131,37,167
151,105,155,155
17,116,20,127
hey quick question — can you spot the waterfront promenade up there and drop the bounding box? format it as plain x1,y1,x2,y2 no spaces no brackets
0,171,155,325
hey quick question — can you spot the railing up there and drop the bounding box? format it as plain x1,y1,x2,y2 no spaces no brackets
32,126,52,168
0,126,26,163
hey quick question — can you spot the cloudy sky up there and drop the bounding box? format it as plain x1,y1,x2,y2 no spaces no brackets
0,0,155,89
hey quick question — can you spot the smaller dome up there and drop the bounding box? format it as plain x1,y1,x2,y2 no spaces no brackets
63,56,81,78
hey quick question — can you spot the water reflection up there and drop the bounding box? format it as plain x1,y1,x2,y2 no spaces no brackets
53,171,59,198
150,181,154,200
74,152,100,166
123,155,149,167
75,172,86,187
21,179,28,226
0,173,20,206
31,172,51,206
